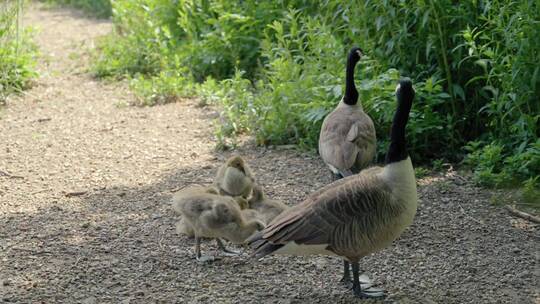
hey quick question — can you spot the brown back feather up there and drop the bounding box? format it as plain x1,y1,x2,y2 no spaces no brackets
256,171,396,255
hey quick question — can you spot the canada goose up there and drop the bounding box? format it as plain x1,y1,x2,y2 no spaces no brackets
215,155,255,200
248,185,289,224
319,46,376,179
248,78,417,298
172,186,265,262
319,46,377,286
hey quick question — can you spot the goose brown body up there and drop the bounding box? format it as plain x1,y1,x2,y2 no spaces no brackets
319,104,376,176
318,47,376,177
251,160,417,261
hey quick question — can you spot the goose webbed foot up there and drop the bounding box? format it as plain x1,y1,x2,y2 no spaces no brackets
194,236,216,263
196,255,216,263
340,260,373,289
352,286,385,299
340,278,353,289
216,238,241,256
351,262,385,299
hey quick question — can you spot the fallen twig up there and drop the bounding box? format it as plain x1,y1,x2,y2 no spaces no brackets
31,189,50,195
10,247,54,255
0,170,24,179
504,205,540,224
64,190,87,197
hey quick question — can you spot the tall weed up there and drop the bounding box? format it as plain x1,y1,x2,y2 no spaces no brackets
0,0,37,104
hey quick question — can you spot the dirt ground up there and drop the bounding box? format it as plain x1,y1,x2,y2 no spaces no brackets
0,4,538,304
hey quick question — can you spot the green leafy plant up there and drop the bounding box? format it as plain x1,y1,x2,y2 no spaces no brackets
91,0,539,188
0,0,38,104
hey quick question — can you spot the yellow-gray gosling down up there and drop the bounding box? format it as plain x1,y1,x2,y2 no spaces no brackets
172,186,265,262
248,78,417,298
214,155,255,200
175,185,219,238
318,46,377,285
177,191,250,237
248,185,289,225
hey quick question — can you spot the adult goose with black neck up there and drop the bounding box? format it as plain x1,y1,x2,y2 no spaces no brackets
318,46,377,287
248,79,418,298
318,46,376,179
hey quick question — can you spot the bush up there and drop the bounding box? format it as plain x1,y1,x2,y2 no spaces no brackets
93,0,539,188
0,1,38,104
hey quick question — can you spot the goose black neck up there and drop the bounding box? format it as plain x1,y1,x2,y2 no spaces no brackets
385,80,414,164
343,51,359,105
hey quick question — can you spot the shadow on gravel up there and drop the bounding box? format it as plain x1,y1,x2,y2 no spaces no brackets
2,153,538,303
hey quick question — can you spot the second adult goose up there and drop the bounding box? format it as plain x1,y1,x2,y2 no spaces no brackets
319,46,377,285
248,79,417,298
319,46,376,179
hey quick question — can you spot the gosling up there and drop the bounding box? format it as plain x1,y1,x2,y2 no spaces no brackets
172,185,265,262
214,155,255,199
248,185,289,224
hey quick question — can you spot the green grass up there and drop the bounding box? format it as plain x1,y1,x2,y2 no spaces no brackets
91,0,539,190
0,0,38,104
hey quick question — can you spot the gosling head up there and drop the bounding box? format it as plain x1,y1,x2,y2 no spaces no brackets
234,196,250,210
223,218,266,244
226,155,246,173
250,185,265,203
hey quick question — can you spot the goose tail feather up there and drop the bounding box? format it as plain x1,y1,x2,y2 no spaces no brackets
247,231,284,259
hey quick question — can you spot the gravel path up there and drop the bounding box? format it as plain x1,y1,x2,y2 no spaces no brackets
0,4,538,304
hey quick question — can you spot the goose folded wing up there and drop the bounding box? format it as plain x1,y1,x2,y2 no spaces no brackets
346,120,375,144
257,176,394,252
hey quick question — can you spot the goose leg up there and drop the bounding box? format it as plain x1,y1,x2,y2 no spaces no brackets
340,260,352,288
216,238,240,256
195,236,214,263
351,262,385,298
341,260,373,289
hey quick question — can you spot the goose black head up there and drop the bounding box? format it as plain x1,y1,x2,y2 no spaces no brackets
386,78,415,164
348,46,363,62
343,46,364,105
396,78,415,105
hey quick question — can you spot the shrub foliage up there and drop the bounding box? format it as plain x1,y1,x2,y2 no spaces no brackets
94,0,539,188
0,0,37,104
